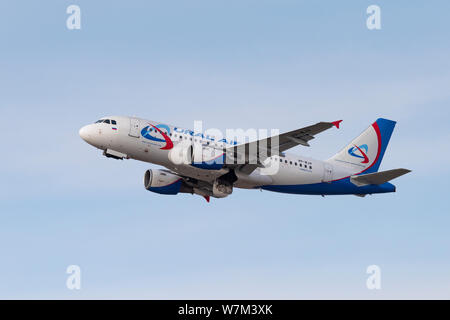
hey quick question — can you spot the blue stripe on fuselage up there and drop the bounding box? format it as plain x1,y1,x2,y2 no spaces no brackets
191,154,225,170
261,178,395,195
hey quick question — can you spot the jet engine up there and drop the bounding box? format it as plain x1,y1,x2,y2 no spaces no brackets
212,179,233,198
143,169,233,200
143,169,191,195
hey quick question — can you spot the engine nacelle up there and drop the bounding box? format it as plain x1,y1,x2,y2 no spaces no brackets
212,179,233,198
143,169,233,200
143,169,184,195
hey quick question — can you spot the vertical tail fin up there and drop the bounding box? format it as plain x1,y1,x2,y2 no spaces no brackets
328,118,396,175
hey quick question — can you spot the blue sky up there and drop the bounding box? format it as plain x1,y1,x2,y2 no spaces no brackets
1,0,449,298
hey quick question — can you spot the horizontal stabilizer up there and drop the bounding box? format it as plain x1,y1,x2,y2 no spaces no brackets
350,168,411,187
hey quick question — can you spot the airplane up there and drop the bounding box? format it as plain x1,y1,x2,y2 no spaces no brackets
79,116,410,201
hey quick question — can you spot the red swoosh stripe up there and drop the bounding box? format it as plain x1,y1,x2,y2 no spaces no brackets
353,144,369,164
331,122,382,182
150,124,174,150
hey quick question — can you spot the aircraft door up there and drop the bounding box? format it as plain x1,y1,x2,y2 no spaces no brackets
129,118,140,138
323,163,333,183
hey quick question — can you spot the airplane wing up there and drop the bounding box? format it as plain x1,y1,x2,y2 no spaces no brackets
224,120,342,174
159,169,214,201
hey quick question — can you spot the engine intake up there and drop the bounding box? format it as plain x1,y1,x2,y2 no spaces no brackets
144,169,184,195
212,179,233,198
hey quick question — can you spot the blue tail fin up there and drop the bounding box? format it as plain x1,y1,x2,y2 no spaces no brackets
367,118,396,174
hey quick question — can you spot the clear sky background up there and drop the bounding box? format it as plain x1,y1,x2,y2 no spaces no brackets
1,1,449,299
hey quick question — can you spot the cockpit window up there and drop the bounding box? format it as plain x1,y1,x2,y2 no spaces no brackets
94,119,116,125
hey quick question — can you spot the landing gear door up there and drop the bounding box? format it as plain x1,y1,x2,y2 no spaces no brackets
323,163,333,183
129,118,140,138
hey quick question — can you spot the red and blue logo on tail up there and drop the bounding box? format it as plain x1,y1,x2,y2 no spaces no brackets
348,144,369,163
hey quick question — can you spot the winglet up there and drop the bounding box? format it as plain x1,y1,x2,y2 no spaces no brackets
203,195,210,203
332,120,343,129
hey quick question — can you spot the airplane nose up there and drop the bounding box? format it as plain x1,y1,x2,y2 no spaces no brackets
79,125,90,142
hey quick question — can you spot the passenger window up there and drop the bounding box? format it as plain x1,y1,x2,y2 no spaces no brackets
290,161,292,165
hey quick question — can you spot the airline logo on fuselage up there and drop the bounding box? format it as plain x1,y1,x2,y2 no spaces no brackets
141,124,173,150
173,127,238,145
141,124,239,150
348,144,369,164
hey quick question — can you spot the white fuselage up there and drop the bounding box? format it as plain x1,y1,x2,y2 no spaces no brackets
79,115,353,189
